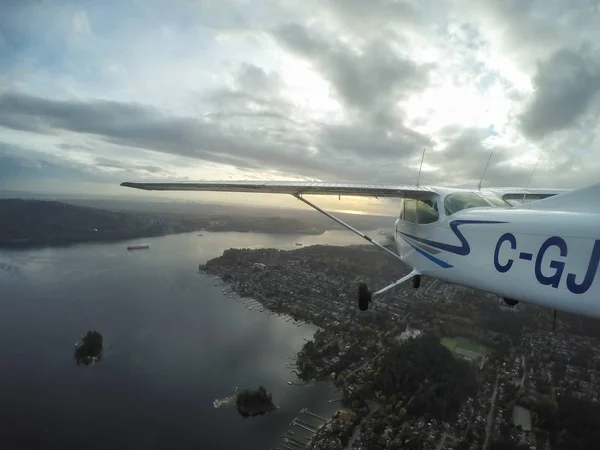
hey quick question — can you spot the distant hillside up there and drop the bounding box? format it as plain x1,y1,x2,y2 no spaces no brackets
61,197,396,231
0,199,201,248
1,199,384,248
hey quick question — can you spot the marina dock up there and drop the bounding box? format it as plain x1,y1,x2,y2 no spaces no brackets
273,408,329,449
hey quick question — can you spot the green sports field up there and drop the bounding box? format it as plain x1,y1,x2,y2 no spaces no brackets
441,337,457,352
441,337,488,355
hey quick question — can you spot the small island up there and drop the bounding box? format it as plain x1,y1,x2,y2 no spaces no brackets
74,330,104,365
236,386,276,417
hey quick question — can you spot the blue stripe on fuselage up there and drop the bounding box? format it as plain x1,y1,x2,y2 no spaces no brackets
400,234,442,255
400,236,454,268
398,219,507,256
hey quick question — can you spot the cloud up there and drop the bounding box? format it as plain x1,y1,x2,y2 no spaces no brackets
2,0,600,198
0,85,430,183
519,48,600,139
0,139,180,190
72,11,93,39
451,0,600,70
0,141,105,182
323,0,422,31
93,156,176,176
0,89,322,175
273,23,433,125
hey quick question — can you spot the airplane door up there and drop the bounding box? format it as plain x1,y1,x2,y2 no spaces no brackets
396,198,417,259
415,199,438,240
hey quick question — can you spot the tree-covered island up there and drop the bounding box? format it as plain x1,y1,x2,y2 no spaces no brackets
74,330,104,365
236,386,276,417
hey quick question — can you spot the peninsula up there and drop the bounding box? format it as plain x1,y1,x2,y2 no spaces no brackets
203,244,600,450
236,386,276,417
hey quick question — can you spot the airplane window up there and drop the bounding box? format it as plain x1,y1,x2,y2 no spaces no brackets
422,199,438,212
481,193,513,208
404,199,417,223
416,199,439,224
444,193,491,215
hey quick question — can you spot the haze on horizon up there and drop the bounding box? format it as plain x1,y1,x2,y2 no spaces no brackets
2,0,600,215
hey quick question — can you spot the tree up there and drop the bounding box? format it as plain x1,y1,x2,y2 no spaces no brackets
373,335,477,422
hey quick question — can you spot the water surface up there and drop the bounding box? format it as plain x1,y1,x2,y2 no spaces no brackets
0,230,365,449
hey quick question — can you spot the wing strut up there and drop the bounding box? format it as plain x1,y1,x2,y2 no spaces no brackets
292,193,419,310
372,269,421,296
291,194,405,265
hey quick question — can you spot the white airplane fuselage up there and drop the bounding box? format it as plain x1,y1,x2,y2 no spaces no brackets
395,206,600,319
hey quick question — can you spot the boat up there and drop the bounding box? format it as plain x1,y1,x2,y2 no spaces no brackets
127,244,150,251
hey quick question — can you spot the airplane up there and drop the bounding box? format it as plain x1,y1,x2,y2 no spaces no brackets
120,178,600,323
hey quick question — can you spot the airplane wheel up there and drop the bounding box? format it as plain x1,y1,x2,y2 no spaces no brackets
412,275,421,289
358,283,372,311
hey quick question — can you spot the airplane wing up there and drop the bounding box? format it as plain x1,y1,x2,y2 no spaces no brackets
120,181,438,198
120,180,569,203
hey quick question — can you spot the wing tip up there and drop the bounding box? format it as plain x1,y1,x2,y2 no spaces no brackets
121,182,147,190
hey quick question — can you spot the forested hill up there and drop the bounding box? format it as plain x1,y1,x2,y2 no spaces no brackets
0,199,196,247
373,335,478,423
0,199,332,248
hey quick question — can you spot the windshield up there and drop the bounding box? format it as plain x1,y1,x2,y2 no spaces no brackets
444,192,492,215
480,193,514,208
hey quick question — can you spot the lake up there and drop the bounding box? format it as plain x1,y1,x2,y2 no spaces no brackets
0,229,372,449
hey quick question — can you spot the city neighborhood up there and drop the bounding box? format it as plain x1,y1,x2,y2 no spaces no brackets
202,244,600,450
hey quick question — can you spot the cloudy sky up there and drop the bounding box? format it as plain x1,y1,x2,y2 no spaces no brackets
2,0,600,206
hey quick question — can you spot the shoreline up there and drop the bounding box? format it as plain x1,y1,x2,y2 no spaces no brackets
0,228,330,251
206,271,340,449
200,244,411,448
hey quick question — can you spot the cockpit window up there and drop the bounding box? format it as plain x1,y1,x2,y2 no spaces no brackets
444,192,491,216
404,199,417,223
480,193,513,208
402,198,440,224
416,199,439,224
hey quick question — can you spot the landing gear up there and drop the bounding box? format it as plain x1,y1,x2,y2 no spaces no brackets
357,270,421,311
358,283,372,311
412,275,421,289
292,193,419,313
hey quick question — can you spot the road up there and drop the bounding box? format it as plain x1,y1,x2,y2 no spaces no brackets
343,331,386,380
345,402,381,449
482,372,500,450
341,330,396,449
